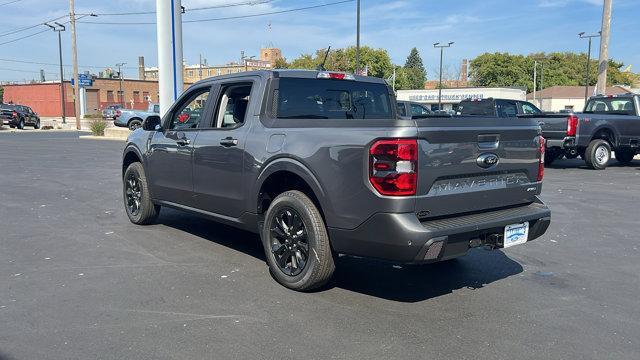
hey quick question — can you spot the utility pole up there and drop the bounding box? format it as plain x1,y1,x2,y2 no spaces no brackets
355,0,360,74
116,63,126,106
45,22,66,124
533,60,537,106
540,62,545,93
579,32,600,103
69,0,81,129
596,0,612,95
199,54,202,80
434,42,454,112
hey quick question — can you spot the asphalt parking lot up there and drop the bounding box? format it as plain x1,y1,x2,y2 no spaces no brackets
1,131,639,360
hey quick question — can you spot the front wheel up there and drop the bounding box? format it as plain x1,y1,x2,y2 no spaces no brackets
585,139,611,170
615,148,635,165
262,191,335,291
123,162,160,225
17,118,24,130
33,119,40,129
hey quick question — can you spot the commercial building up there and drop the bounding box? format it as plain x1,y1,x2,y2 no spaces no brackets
527,85,632,112
397,87,527,112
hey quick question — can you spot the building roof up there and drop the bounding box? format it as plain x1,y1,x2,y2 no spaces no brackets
527,85,631,100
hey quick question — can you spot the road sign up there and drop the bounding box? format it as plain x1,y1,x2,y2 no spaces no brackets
71,74,93,87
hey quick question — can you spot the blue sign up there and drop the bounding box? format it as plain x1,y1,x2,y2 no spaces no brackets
71,74,93,87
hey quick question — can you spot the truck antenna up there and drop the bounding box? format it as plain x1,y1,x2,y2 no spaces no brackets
317,46,331,71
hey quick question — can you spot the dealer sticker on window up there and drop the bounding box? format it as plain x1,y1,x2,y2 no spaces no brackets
503,222,529,248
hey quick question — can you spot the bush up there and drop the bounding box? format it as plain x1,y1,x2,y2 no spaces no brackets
89,119,107,136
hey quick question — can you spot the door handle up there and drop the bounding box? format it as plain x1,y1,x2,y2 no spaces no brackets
176,138,190,146
220,137,238,147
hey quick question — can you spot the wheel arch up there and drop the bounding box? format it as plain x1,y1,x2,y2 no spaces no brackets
254,158,331,222
127,117,143,126
591,126,618,147
122,145,143,177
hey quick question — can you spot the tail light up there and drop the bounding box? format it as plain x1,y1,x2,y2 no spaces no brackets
317,71,355,80
12,111,17,118
369,139,418,196
537,136,545,182
115,110,122,117
566,115,578,136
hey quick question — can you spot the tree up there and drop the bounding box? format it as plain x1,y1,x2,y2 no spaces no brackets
274,57,289,69
403,48,426,89
0,86,3,103
469,52,639,93
284,46,394,79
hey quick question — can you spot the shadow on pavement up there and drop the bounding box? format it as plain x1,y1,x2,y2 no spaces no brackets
157,208,523,303
547,157,638,170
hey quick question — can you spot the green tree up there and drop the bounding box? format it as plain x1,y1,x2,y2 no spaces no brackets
274,57,289,69
285,46,394,79
469,52,638,93
403,47,426,89
0,86,3,103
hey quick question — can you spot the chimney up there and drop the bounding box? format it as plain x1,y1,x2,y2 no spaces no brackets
138,56,146,80
460,59,468,82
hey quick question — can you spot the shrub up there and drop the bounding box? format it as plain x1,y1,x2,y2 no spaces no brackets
89,119,107,136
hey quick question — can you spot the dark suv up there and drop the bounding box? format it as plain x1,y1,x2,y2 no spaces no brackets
1,104,40,129
121,70,551,291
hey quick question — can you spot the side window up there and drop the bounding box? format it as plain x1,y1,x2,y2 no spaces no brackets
410,103,430,116
168,88,210,130
396,103,407,117
213,82,253,129
520,102,541,115
497,101,518,117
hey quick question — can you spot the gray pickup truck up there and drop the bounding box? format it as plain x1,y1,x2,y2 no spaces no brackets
531,94,640,169
121,70,551,291
114,103,160,130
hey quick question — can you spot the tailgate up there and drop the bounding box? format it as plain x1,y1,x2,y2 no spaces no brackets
414,117,542,219
537,114,570,141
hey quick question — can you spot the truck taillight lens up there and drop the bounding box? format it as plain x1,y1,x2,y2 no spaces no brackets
369,139,418,196
537,136,545,182
566,115,578,136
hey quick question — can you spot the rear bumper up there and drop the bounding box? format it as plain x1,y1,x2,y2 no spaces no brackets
546,136,575,149
328,199,551,263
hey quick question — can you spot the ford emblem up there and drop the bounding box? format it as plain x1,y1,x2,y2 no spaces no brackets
477,153,499,168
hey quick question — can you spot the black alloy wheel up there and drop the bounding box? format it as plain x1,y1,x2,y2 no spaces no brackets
270,207,310,276
125,172,142,216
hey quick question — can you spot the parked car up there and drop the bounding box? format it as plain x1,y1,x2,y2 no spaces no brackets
114,103,160,130
121,70,551,291
102,104,123,120
524,94,640,169
457,98,542,117
0,104,40,129
396,100,431,120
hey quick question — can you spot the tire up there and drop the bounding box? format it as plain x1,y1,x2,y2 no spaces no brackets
585,139,611,170
262,190,335,291
33,119,40,129
128,119,143,131
17,118,24,130
123,162,160,225
615,148,635,165
544,150,561,166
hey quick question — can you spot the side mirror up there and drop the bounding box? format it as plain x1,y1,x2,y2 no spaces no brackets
142,115,161,131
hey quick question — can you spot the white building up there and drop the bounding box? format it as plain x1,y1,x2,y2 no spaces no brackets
527,85,632,112
396,87,527,112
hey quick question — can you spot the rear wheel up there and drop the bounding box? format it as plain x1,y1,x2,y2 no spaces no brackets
615,148,635,165
33,119,40,129
17,118,24,130
262,191,335,291
123,162,160,225
585,139,611,170
128,119,142,131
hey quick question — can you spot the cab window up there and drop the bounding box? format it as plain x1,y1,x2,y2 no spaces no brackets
396,103,407,117
410,103,431,116
213,82,253,129
520,102,541,115
168,88,210,130
497,100,518,117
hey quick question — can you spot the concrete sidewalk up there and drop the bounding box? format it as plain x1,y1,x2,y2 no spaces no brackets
40,117,116,131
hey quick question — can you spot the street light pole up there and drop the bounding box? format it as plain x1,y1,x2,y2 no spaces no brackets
433,42,454,112
45,22,66,124
116,63,126,107
355,0,360,74
69,0,81,129
579,32,601,103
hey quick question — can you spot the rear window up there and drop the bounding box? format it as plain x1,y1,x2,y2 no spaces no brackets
274,78,392,119
457,100,495,116
585,97,635,115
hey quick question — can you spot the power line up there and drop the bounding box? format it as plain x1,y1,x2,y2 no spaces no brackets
0,15,67,38
81,0,273,16
0,66,58,75
0,57,139,70
77,0,354,25
0,29,51,46
0,0,22,7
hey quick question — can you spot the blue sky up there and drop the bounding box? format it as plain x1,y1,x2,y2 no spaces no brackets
0,0,638,82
